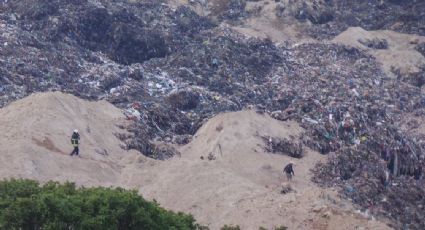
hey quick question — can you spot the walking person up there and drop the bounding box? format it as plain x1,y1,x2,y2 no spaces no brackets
283,162,295,182
70,129,80,156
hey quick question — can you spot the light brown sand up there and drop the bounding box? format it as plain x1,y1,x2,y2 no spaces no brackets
333,27,425,78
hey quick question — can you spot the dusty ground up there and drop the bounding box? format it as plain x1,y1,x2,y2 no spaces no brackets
333,27,425,78
0,92,391,229
0,92,141,186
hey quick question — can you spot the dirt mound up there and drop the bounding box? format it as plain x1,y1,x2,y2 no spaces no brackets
118,108,392,229
134,110,389,229
0,91,141,186
333,27,425,78
0,92,390,229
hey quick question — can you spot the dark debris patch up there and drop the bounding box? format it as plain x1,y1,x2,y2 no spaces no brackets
262,136,304,159
301,0,425,39
416,42,425,58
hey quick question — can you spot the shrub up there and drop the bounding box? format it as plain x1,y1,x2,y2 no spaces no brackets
0,179,196,230
221,225,241,230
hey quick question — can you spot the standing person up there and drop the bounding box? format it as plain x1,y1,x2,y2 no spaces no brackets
70,129,80,156
283,162,295,181
380,166,390,188
414,164,422,180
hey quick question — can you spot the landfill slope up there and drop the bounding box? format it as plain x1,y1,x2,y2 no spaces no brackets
170,0,315,43
333,27,425,78
127,110,390,230
1,0,424,229
0,92,389,230
169,0,425,42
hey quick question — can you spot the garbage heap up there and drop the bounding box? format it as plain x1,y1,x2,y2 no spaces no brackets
280,0,425,39
113,33,425,228
262,136,304,158
313,137,425,229
0,1,424,228
417,42,425,57
0,0,215,107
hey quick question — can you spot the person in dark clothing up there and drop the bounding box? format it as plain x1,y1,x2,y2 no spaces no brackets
283,162,295,181
414,165,422,180
70,129,80,156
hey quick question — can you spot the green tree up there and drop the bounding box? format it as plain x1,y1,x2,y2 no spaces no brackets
0,179,196,230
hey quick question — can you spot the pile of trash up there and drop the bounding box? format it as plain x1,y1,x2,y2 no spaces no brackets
262,136,304,158
196,0,248,21
417,42,425,57
358,38,389,50
281,0,425,39
0,1,425,227
283,0,334,25
217,0,247,21
396,65,425,89
313,151,425,229
0,0,214,105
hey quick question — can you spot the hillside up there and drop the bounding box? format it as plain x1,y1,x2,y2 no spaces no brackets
0,92,389,229
0,92,140,186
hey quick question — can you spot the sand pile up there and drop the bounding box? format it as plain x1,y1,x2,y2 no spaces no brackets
0,92,142,186
333,27,425,78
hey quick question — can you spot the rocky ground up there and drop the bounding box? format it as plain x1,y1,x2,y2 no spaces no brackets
0,0,425,229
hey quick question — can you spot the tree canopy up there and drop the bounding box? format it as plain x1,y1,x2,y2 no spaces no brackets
0,179,197,230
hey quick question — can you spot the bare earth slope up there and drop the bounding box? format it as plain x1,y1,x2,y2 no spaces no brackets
0,92,390,229
0,91,141,186
129,111,390,229
333,27,425,78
